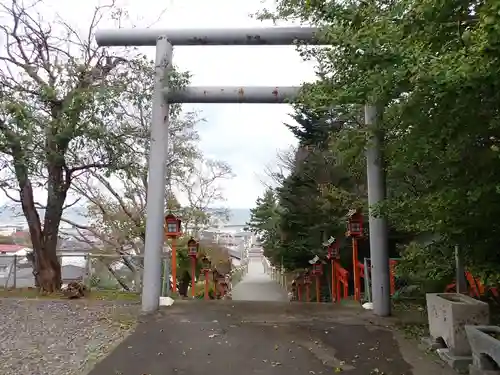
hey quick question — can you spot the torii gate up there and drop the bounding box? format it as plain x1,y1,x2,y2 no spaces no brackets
95,27,390,316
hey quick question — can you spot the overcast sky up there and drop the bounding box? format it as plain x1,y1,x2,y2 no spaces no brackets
0,0,317,209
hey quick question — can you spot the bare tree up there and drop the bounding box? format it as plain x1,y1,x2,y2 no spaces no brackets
60,46,202,254
65,156,234,254
178,159,234,235
259,146,297,188
0,0,156,291
65,111,200,255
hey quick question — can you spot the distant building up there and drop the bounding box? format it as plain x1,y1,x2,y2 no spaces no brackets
0,225,24,237
0,244,31,256
0,244,32,278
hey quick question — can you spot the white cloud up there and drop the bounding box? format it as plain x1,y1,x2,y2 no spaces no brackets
0,0,316,208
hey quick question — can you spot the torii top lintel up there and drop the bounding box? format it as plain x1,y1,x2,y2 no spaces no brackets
95,26,320,47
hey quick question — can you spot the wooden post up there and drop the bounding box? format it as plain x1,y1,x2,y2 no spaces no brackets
455,245,467,293
352,237,360,301
331,260,336,302
171,238,177,293
364,258,372,303
85,254,92,288
316,274,321,303
336,272,341,303
204,270,209,300
135,255,142,292
191,256,196,298
389,260,396,295
161,257,168,297
12,255,17,289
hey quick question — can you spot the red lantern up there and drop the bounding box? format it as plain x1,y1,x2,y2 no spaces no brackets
201,256,211,272
312,263,323,276
187,237,199,257
327,242,340,260
346,209,363,237
164,213,182,238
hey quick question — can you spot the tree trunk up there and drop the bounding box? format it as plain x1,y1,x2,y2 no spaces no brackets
6,106,73,293
17,177,63,292
14,156,66,292
38,162,69,292
35,246,62,292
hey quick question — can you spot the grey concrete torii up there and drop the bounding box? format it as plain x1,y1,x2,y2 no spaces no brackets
95,26,391,316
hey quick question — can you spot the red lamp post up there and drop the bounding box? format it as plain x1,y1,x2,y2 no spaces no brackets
165,213,182,293
304,271,312,302
326,239,340,302
187,238,199,298
346,209,363,301
201,256,212,300
311,262,323,303
346,209,363,238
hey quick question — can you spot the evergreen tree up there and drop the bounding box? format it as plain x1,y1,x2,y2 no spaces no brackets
247,188,282,263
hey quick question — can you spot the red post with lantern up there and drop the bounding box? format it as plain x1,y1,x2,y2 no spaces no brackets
312,261,323,303
346,209,363,301
187,238,199,298
165,213,182,293
326,238,340,302
201,256,212,300
304,271,312,302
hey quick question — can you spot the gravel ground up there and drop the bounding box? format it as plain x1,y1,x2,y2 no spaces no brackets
0,299,139,375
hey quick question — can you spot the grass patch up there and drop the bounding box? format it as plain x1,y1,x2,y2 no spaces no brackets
0,287,141,301
98,309,139,330
89,289,140,301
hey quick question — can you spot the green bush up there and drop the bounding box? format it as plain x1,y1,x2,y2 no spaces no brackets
195,281,216,299
395,241,454,294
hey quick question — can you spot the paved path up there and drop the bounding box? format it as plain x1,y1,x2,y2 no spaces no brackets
231,256,288,301
88,301,456,375
88,255,456,375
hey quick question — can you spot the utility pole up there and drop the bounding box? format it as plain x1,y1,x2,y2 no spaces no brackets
455,245,467,293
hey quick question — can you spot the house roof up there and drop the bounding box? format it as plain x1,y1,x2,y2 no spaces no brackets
0,244,28,253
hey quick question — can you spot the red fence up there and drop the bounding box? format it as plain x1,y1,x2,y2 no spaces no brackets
334,262,349,301
294,257,500,304
358,259,398,297
445,271,500,299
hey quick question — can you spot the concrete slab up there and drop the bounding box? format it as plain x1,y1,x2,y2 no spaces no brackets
436,347,473,373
